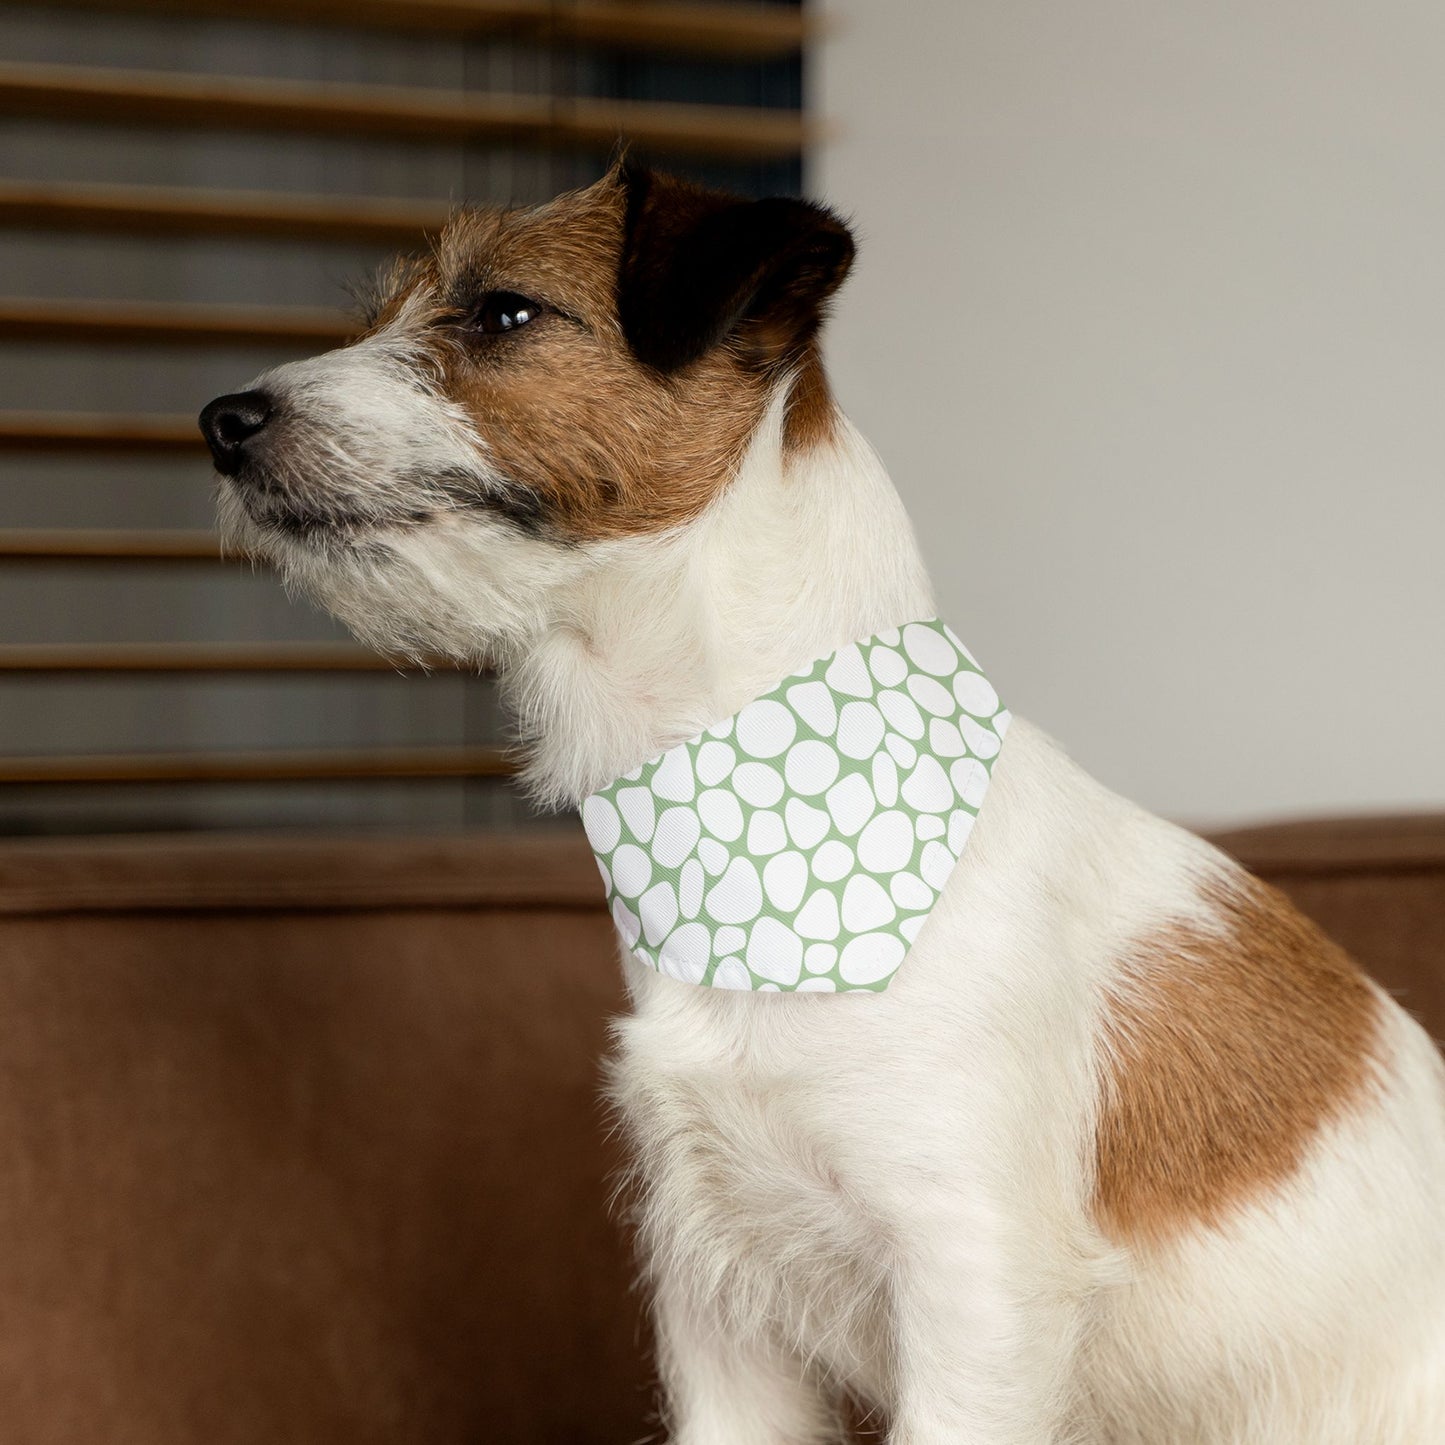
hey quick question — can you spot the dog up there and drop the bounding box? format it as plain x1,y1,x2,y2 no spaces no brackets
200,162,1445,1443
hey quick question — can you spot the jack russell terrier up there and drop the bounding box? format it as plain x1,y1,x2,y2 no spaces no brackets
200,162,1445,1444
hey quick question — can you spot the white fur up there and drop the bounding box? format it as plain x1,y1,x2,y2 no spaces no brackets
221,346,1445,1443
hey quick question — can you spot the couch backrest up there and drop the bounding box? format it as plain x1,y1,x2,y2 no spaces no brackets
0,818,1440,1442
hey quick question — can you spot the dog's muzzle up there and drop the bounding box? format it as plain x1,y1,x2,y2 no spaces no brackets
199,390,274,477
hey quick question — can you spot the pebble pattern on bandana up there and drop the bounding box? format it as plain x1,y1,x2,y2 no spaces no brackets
581,620,1010,993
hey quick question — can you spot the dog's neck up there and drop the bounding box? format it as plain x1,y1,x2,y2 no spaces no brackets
505,389,935,809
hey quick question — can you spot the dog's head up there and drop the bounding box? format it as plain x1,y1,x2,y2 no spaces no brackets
200,164,854,663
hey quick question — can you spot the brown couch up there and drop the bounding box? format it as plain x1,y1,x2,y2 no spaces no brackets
0,817,1440,1443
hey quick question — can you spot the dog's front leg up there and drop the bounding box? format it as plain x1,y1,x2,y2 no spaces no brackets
885,1200,1091,1445
653,1276,841,1445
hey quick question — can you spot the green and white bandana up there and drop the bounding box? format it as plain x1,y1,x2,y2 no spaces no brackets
580,620,1010,994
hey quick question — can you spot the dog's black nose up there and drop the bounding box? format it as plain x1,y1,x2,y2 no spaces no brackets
199,390,273,475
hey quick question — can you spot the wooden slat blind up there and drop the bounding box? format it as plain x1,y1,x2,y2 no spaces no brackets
0,0,811,813
0,529,221,561
0,413,205,452
0,62,812,163
0,297,354,348
0,745,511,785
32,0,811,59
0,181,448,245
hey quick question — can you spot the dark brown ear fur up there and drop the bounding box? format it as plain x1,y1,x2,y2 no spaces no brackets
617,163,855,375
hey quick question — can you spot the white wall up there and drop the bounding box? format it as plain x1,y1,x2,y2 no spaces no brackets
812,0,1445,826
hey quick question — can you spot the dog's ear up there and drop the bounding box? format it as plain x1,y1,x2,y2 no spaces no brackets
616,162,855,374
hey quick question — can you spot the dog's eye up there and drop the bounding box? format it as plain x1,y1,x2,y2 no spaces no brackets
471,291,544,335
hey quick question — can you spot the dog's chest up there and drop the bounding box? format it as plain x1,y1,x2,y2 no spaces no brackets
612,994,894,1384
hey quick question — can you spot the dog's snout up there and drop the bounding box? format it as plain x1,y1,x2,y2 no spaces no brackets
199,390,274,476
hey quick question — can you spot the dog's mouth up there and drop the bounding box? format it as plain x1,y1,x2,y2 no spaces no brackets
224,466,433,540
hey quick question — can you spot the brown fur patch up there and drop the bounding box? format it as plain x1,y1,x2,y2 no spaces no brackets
1094,872,1382,1246
364,172,843,541
782,344,840,456
364,180,754,540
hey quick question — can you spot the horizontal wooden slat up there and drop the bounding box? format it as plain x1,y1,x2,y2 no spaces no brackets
0,643,419,673
0,413,203,452
0,296,353,349
29,0,810,59
0,179,449,245
0,528,220,560
0,745,513,784
0,830,602,916
0,62,812,161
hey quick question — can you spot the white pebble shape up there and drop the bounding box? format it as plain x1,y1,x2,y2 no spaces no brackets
611,843,652,898
901,754,954,813
842,874,896,933
705,714,733,740
902,622,958,676
872,752,899,806
948,809,974,853
786,681,837,737
734,762,784,808
611,897,641,948
581,795,621,853
698,788,744,842
711,956,752,990
899,915,926,944
878,689,925,740
950,758,989,808
960,716,1002,759
652,806,701,869
885,733,917,768
839,932,907,986
920,840,956,889
952,669,1000,718
890,871,935,911
868,645,907,686
616,786,656,843
836,700,886,760
747,916,804,986
705,856,763,924
804,943,838,974
784,739,840,796
698,838,729,877
696,740,737,786
639,881,679,946
659,921,711,984
811,839,854,882
826,773,876,837
908,674,956,717
795,888,841,941
795,976,838,992
735,698,797,759
747,809,787,856
678,858,704,918
825,644,873,698
714,925,747,956
785,797,832,850
857,810,915,874
651,748,695,802
929,718,966,758
916,814,945,840
763,851,809,913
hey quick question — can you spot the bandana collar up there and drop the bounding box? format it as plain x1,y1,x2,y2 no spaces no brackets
580,620,1009,993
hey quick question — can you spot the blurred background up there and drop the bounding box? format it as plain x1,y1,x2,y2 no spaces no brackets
818,0,1445,827
0,5,1441,1443
0,0,801,837
1,0,1440,840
